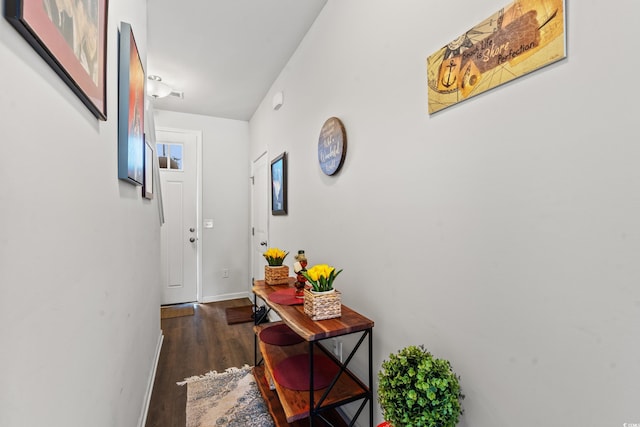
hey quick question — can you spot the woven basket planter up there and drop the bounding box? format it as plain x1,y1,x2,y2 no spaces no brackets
303,288,341,320
264,265,289,285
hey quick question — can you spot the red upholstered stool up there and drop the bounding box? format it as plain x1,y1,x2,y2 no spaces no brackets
273,353,340,391
259,323,305,346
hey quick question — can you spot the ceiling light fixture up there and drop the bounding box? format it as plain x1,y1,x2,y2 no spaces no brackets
147,75,175,99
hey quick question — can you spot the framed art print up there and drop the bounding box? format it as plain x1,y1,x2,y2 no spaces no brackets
118,22,144,186
271,152,287,215
143,136,154,200
5,0,109,120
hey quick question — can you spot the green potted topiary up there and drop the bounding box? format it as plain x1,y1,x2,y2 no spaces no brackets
377,345,463,427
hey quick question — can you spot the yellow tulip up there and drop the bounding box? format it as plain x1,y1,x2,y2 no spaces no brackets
301,264,342,292
307,266,319,281
263,247,289,265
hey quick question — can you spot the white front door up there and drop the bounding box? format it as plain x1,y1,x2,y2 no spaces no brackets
251,152,269,288
157,128,201,305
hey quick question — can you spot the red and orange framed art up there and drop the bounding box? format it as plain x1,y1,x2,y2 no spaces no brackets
5,0,109,120
118,21,144,186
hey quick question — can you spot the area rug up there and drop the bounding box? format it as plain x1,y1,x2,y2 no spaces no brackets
225,305,254,325
178,365,274,427
160,304,195,319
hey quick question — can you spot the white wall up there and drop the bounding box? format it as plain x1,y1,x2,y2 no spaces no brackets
154,110,251,301
250,1,640,426
0,2,162,427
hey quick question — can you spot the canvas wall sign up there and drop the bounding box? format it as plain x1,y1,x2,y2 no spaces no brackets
427,0,566,114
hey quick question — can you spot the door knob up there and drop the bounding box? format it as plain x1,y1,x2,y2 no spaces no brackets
260,241,267,246
189,237,196,243
189,228,195,232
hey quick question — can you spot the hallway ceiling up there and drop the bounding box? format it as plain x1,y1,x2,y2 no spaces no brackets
146,0,327,121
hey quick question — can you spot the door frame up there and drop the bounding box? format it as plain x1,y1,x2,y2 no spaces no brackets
250,150,269,296
156,126,203,303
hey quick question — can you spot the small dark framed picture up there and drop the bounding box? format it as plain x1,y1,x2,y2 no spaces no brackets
271,152,287,215
143,136,154,200
117,22,144,186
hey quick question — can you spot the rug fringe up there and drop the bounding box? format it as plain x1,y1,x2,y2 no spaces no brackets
177,364,253,386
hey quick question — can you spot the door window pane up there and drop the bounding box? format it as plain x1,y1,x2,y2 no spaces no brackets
157,143,183,171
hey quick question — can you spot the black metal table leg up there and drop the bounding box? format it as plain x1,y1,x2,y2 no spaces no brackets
309,340,315,426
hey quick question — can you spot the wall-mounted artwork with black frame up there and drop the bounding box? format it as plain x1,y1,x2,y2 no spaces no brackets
117,22,144,186
4,0,109,120
271,152,287,215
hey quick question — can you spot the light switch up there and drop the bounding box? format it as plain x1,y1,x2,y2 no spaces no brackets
203,219,213,229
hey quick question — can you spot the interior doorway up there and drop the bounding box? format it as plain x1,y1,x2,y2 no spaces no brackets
251,151,269,292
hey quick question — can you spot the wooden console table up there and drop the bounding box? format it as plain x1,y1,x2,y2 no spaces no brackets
252,278,374,427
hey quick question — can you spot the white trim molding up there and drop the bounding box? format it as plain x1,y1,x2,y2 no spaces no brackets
201,292,250,303
138,332,164,427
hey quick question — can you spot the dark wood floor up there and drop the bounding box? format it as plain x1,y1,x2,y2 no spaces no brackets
145,298,256,427
145,298,349,427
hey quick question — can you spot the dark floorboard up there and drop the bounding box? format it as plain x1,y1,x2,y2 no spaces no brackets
145,298,256,427
144,298,350,427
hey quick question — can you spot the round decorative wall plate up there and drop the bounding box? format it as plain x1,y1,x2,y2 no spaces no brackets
318,117,347,176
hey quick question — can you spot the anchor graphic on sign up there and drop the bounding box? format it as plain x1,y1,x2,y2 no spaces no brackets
441,60,457,88
437,56,461,93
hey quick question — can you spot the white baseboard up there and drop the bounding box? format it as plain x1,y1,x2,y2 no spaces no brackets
200,291,249,303
138,331,164,427
268,310,282,322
